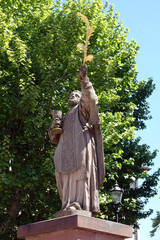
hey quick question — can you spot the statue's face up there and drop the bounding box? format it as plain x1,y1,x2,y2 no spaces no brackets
68,91,81,107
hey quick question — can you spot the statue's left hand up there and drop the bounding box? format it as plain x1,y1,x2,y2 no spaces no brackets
78,63,87,80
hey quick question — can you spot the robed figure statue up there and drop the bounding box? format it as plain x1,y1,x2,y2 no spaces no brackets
48,64,105,217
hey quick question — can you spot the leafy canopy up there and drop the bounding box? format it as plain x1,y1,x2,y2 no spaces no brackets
0,0,159,239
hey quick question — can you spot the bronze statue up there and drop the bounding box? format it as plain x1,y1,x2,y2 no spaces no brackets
48,64,105,217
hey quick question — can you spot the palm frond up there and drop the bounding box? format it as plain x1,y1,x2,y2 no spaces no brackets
87,26,95,40
85,55,94,62
77,13,89,27
77,13,95,63
77,43,85,51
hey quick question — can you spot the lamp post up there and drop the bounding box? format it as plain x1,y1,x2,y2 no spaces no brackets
110,181,124,223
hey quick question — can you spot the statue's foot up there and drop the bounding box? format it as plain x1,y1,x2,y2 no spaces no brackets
54,203,92,218
66,202,81,211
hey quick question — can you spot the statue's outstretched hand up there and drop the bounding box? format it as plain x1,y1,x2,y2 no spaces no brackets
78,64,87,80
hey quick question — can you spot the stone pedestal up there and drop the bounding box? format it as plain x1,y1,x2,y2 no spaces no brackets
17,214,133,240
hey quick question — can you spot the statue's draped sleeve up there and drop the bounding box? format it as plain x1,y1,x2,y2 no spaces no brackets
79,76,105,187
80,76,101,125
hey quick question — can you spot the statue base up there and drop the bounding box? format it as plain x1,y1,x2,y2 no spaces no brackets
17,214,132,240
55,208,92,218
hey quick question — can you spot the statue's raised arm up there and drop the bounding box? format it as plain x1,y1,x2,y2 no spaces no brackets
78,64,101,126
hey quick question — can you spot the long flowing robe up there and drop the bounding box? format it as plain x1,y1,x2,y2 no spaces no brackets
49,76,105,215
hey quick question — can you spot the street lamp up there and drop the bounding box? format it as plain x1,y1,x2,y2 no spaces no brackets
110,181,124,223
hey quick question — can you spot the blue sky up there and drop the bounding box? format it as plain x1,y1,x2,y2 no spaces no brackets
107,0,160,239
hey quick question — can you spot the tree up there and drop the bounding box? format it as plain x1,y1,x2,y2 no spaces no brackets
150,211,160,237
0,0,159,239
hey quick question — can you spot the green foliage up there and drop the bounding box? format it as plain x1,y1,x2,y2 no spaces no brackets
0,0,159,239
151,211,160,237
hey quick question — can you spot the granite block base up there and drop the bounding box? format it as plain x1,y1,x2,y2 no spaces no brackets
17,214,133,240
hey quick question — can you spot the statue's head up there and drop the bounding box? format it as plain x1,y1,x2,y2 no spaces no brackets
68,90,82,107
